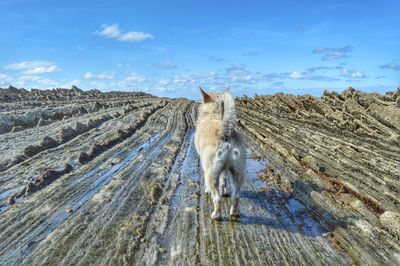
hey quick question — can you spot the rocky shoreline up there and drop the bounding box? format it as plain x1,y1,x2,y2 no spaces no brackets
0,86,399,265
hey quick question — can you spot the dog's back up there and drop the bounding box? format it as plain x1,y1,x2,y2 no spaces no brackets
195,88,246,220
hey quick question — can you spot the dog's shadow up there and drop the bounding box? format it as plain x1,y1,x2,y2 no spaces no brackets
214,180,348,238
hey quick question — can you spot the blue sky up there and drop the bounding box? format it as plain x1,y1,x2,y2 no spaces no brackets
0,0,399,99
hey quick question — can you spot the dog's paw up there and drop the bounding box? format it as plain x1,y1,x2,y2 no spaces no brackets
212,215,223,221
230,208,240,220
220,186,229,197
211,211,222,221
230,214,240,222
221,192,230,197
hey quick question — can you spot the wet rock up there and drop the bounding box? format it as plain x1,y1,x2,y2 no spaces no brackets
73,121,87,132
380,211,400,237
71,85,82,94
37,117,47,127
6,194,15,205
24,145,42,157
101,114,111,121
0,123,12,134
342,87,355,98
350,199,379,224
388,134,400,144
36,169,63,187
116,129,128,139
52,112,64,120
149,183,163,204
0,88,399,264
301,155,319,172
393,88,400,99
25,181,39,195
86,119,97,128
66,208,74,214
87,142,103,158
46,95,56,101
7,155,24,168
78,151,90,164
11,126,24,133
58,126,77,142
92,101,102,112
64,163,73,173
78,107,88,115
318,164,326,173
40,136,58,149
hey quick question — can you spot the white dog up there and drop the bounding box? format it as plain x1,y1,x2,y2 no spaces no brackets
195,88,246,220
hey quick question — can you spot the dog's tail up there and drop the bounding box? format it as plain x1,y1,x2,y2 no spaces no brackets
221,91,236,140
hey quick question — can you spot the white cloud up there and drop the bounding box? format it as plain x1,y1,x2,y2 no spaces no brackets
97,72,115,80
24,65,60,75
341,68,367,78
209,56,225,62
5,60,61,75
153,61,177,69
13,75,62,88
226,64,253,82
8,74,81,89
379,63,400,70
94,23,153,42
84,72,94,79
37,78,59,86
313,45,353,60
242,50,259,56
0,73,13,85
153,72,225,93
116,63,131,68
89,81,105,88
19,75,41,83
289,71,303,79
118,31,154,42
107,72,147,90
84,71,115,80
59,79,81,88
94,23,121,38
264,69,340,82
124,72,146,82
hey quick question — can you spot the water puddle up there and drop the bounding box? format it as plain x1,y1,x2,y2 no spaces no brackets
164,129,195,184
0,185,23,201
167,129,195,208
7,131,163,261
0,185,24,212
50,131,163,223
285,197,323,237
246,150,267,190
285,198,305,214
138,131,161,151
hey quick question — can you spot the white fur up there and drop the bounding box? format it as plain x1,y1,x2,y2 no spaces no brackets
195,89,246,220
221,92,236,139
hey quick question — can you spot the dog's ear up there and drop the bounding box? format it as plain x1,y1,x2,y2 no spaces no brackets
199,87,213,103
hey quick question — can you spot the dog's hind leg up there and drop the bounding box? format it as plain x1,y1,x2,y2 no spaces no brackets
205,167,223,221
230,170,244,220
219,168,230,197
200,159,211,194
204,144,229,220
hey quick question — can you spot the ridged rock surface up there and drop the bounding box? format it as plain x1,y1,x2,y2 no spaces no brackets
0,87,399,265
